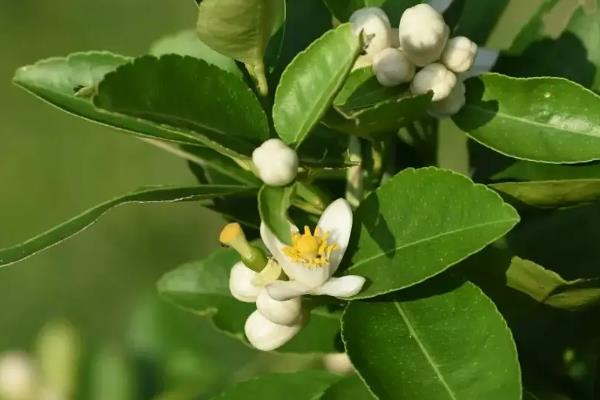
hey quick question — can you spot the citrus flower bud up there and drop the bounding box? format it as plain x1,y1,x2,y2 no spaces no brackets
441,36,478,73
372,48,415,87
252,139,298,187
398,4,449,66
244,310,303,351
229,262,261,302
410,63,457,101
350,7,392,60
428,80,466,117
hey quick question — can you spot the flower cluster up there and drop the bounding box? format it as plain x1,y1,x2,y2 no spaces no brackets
350,4,478,116
221,199,365,351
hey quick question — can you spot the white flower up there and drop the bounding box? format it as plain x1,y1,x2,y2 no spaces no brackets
0,353,37,400
398,4,449,66
441,36,478,73
350,8,392,62
244,310,304,352
252,139,298,186
260,198,366,301
428,80,466,117
410,63,457,101
372,48,415,87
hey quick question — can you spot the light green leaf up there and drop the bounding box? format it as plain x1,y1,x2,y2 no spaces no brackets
453,74,600,164
452,0,510,45
507,256,600,311
509,0,560,53
320,375,375,400
211,371,340,400
158,247,343,353
322,0,421,22
564,0,600,92
273,24,361,147
94,55,270,159
258,185,294,244
149,29,242,77
343,279,522,400
0,185,253,268
346,168,519,299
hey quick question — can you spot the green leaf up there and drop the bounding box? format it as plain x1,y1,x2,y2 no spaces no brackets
452,0,510,45
273,24,361,147
149,29,242,77
211,371,340,400
453,74,600,164
564,0,600,92
0,185,252,268
506,256,600,311
158,247,343,353
320,376,376,400
94,55,270,159
509,0,560,53
258,185,294,244
197,0,284,91
322,0,421,22
183,145,262,186
346,168,519,299
342,279,522,400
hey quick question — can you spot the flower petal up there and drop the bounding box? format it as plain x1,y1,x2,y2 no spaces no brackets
256,289,302,326
244,310,303,351
316,198,353,274
266,280,311,301
229,261,261,303
312,276,366,298
260,223,330,288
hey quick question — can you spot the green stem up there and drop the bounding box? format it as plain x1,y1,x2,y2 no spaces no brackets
369,139,384,187
247,62,269,97
295,182,330,212
346,137,363,207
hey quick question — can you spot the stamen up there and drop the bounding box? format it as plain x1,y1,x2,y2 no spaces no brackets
282,225,338,268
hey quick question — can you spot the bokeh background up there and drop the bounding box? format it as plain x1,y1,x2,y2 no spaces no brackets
0,0,583,399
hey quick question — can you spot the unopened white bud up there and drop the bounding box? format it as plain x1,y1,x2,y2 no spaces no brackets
350,8,392,59
229,262,261,303
244,310,303,351
323,353,355,375
398,4,449,66
428,80,466,117
373,48,415,87
0,353,37,400
411,63,456,101
252,139,298,186
441,36,478,73
256,290,302,326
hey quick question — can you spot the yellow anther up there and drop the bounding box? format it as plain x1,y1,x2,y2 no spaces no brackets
283,225,338,268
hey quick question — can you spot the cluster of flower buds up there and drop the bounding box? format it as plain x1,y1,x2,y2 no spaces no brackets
350,4,478,117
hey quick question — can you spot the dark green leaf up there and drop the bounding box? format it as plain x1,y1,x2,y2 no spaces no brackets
273,24,361,147
320,375,375,400
510,0,560,53
158,247,343,353
149,29,242,77
453,74,600,163
452,0,509,45
183,145,262,186
346,167,519,299
94,55,269,159
343,279,522,400
258,185,294,244
0,185,252,268
211,371,339,400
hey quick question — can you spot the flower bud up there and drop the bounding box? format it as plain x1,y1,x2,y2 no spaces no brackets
323,353,354,375
252,139,298,187
220,223,268,271
0,353,37,400
398,4,449,66
256,290,302,326
428,80,466,117
441,36,478,73
372,48,415,87
244,310,303,351
410,63,457,101
229,262,261,302
350,8,392,60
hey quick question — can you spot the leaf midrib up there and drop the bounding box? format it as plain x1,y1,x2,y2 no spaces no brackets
349,217,517,270
394,302,458,400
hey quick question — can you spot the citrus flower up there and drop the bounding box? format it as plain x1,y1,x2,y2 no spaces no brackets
261,198,366,301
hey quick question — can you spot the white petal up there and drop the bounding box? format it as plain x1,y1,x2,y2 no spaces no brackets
312,276,366,298
244,310,303,351
266,280,311,301
260,223,330,288
256,289,302,326
229,261,260,303
316,198,353,274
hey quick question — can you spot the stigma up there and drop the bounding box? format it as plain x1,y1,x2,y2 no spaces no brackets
283,226,337,268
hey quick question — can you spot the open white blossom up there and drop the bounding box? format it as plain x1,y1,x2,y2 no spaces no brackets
373,48,415,87
441,36,478,73
252,139,298,187
261,199,366,301
398,4,449,66
350,7,392,62
428,80,466,117
411,63,457,101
